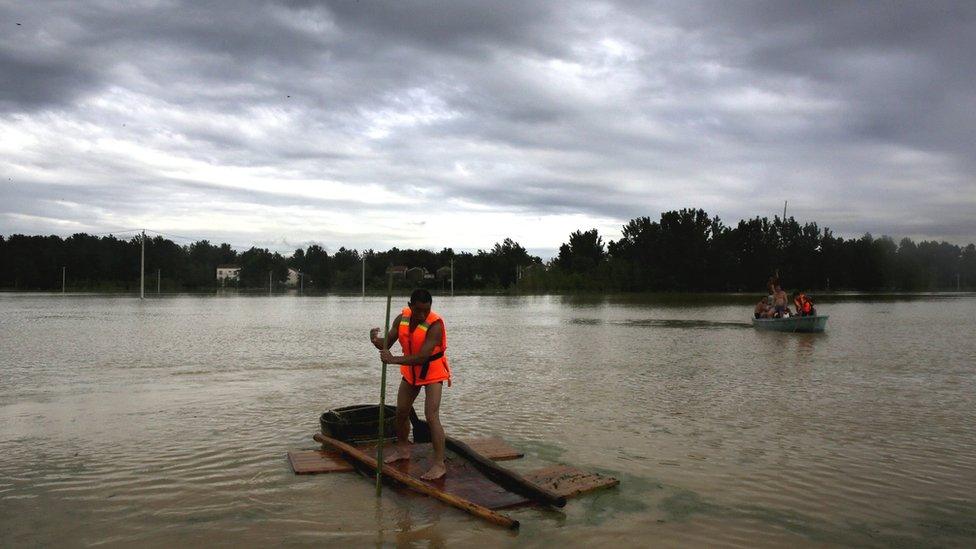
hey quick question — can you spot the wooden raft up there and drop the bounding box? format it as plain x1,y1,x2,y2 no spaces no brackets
319,434,519,529
288,436,523,474
290,438,618,510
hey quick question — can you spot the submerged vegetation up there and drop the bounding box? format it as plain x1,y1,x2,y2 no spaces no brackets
1,209,974,292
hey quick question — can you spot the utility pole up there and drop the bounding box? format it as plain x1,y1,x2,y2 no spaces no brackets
958,273,961,292
450,258,454,297
62,266,66,293
300,272,303,294
362,256,365,296
140,230,145,300
783,200,788,221
157,268,161,294
269,271,272,295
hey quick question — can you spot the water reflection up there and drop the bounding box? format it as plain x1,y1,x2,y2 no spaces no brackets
557,291,976,307
793,334,819,355
393,508,447,548
615,319,752,329
569,317,754,329
753,331,825,356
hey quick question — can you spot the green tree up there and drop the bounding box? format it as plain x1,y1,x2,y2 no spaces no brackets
556,229,606,274
304,245,332,289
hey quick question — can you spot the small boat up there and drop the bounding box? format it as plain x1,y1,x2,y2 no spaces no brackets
752,314,829,333
320,404,396,443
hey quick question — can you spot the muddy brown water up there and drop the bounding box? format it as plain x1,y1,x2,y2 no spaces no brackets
1,293,974,547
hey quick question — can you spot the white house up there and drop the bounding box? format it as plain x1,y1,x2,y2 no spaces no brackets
216,264,241,282
287,268,303,287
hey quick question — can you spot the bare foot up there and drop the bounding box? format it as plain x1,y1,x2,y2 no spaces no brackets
383,446,410,463
420,462,446,480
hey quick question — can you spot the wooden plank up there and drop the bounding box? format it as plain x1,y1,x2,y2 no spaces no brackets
316,433,519,529
523,465,619,499
465,436,525,461
381,442,530,510
444,437,565,507
288,449,350,474
288,436,523,475
408,413,565,508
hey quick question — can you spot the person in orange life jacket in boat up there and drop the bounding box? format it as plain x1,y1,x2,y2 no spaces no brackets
793,291,816,317
370,288,452,481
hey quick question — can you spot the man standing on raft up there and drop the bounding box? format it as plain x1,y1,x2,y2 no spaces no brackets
369,288,452,480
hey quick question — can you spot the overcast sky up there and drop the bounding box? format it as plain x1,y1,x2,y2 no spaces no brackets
1,1,974,257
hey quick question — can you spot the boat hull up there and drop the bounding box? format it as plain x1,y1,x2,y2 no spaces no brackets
752,314,828,333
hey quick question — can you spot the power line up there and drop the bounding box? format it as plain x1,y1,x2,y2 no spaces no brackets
82,228,144,236
72,228,248,249
145,230,253,251
8,225,290,252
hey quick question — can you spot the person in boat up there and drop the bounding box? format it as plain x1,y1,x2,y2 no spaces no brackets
765,275,778,308
370,288,452,481
754,297,771,319
793,291,816,317
772,284,791,317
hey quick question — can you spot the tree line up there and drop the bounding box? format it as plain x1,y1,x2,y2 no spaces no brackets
529,209,975,292
0,233,537,292
1,209,973,292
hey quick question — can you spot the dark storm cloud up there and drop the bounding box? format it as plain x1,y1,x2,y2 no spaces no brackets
320,1,564,55
658,2,976,156
0,49,101,109
1,0,974,249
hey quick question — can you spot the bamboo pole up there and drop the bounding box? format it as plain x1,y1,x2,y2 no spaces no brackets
315,433,519,529
376,271,394,496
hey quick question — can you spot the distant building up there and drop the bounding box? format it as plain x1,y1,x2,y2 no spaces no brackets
436,266,452,280
287,268,303,287
406,267,430,284
216,264,240,283
386,265,408,278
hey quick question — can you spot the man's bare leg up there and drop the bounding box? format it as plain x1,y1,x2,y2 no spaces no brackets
385,378,420,463
420,382,446,480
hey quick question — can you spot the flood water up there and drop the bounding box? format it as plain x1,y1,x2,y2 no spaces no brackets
1,293,974,547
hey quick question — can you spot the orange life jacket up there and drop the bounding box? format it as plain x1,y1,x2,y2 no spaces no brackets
794,294,813,314
397,307,451,386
